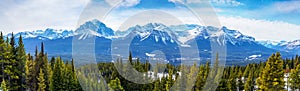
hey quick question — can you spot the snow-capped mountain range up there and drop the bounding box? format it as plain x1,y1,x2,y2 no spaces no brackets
12,20,257,45
258,40,300,52
7,28,74,40
75,19,114,39
7,19,298,63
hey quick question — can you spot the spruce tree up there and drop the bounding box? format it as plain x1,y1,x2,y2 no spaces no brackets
227,66,237,91
1,80,7,91
236,67,244,90
289,64,300,90
153,80,160,91
35,42,50,91
186,63,198,91
4,34,20,90
195,65,205,90
37,69,46,91
25,55,35,91
129,51,133,64
0,32,5,83
244,68,254,91
50,57,65,91
16,35,27,91
108,77,124,91
50,57,55,70
165,64,174,91
243,64,251,78
256,52,285,90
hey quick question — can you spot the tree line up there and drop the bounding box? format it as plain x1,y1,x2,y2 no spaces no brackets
79,52,300,91
0,33,81,91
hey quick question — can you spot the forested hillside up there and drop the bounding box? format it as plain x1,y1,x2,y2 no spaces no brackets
0,32,299,91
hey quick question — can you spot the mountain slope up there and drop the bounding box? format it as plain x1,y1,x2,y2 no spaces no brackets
7,28,74,40
75,19,114,39
258,40,300,53
9,19,296,64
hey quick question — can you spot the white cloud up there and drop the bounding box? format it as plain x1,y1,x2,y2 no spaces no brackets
168,0,185,4
103,8,204,31
168,0,243,6
273,1,300,13
219,16,300,41
210,0,243,6
0,0,89,34
105,0,140,7
1,0,299,41
104,8,300,41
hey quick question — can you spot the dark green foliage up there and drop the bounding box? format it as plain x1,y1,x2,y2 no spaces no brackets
108,77,124,91
256,52,285,91
289,64,300,90
37,69,46,91
0,33,299,91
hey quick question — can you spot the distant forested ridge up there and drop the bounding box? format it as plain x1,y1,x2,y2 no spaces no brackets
0,32,299,91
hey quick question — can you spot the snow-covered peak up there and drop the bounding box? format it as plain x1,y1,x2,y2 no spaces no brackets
145,23,168,30
217,26,255,45
171,25,255,45
126,23,170,33
258,40,300,51
7,28,74,40
258,40,286,47
75,19,114,39
122,23,177,44
282,40,300,50
170,25,208,43
221,26,255,41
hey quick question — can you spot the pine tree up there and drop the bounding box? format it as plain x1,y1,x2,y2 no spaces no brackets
35,42,50,91
0,32,6,84
129,51,133,64
203,53,222,91
153,80,160,91
37,69,46,91
195,65,205,90
50,57,55,70
187,63,198,91
243,64,251,78
244,68,254,91
9,33,16,53
4,34,20,90
108,77,124,91
165,64,174,91
237,67,244,90
256,52,285,90
289,64,300,90
295,55,299,69
50,57,65,91
1,80,7,91
227,66,237,91
16,35,27,91
70,59,80,90
25,54,35,91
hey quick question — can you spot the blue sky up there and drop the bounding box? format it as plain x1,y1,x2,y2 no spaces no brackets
217,0,300,25
111,0,300,25
0,0,300,41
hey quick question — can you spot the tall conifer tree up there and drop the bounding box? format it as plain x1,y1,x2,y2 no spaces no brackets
256,52,285,90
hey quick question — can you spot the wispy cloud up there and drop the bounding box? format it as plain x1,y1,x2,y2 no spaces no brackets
0,0,89,34
168,0,243,6
107,0,141,7
1,0,299,41
273,1,300,13
219,16,300,41
102,7,300,41
211,0,243,6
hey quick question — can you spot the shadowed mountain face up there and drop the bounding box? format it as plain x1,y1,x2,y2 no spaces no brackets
11,19,295,65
